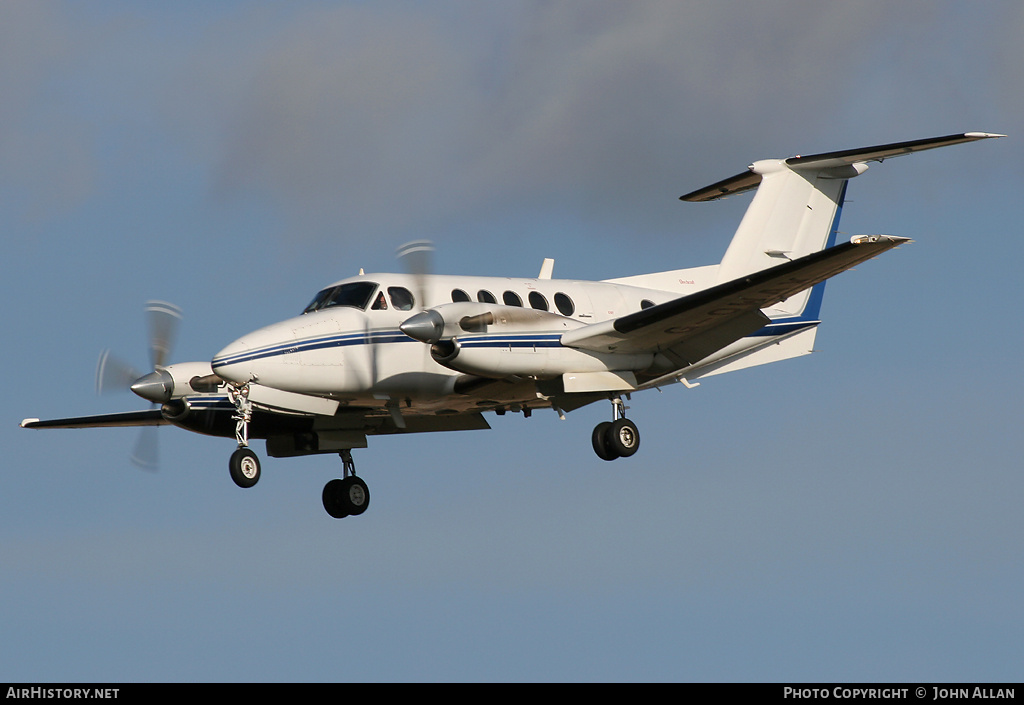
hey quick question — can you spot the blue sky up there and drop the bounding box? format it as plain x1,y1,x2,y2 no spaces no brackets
3,1,1022,682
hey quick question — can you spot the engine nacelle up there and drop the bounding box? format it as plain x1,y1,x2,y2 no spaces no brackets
130,361,223,404
401,302,586,344
401,302,653,379
429,335,653,379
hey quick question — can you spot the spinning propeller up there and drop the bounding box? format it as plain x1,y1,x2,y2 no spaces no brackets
394,238,437,354
396,239,434,312
95,300,183,469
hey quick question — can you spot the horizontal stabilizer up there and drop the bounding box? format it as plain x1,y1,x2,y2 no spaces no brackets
784,131,1005,170
681,132,1004,202
680,170,762,203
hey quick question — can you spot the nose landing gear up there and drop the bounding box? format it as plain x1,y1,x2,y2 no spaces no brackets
227,383,262,487
591,396,640,461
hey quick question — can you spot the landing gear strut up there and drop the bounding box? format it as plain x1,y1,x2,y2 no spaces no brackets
227,383,262,487
322,449,370,519
592,396,640,461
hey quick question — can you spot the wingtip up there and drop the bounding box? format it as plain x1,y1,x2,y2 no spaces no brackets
20,418,40,428
965,131,1007,139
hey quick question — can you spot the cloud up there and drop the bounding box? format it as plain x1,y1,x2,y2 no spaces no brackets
0,1,95,221
180,1,1019,247
7,1,1020,246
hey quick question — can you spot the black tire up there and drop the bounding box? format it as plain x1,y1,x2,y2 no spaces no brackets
229,447,261,488
322,479,349,519
607,418,640,458
340,476,370,516
592,421,619,461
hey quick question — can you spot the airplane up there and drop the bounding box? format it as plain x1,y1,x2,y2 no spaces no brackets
21,131,1003,519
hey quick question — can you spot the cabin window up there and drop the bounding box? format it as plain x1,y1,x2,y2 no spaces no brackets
640,299,656,310
503,291,522,307
554,292,575,316
388,286,415,311
528,291,548,311
477,290,496,304
451,289,470,303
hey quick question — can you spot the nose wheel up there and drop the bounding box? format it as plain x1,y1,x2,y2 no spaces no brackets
229,446,261,488
591,397,640,461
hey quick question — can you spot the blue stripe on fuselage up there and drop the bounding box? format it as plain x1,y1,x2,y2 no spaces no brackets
211,330,416,369
212,319,816,371
211,331,569,370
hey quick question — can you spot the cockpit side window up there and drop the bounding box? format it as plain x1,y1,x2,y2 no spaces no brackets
304,281,379,313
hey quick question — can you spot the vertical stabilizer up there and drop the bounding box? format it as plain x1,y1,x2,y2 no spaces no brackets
714,160,854,316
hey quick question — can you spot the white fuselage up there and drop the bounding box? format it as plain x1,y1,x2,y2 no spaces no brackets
210,271,715,405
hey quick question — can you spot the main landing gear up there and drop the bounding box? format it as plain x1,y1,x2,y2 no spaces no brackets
592,396,640,461
322,449,370,519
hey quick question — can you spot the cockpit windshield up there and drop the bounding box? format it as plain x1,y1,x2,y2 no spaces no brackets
303,281,378,314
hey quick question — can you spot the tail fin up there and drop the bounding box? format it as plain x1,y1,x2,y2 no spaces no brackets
682,132,1004,317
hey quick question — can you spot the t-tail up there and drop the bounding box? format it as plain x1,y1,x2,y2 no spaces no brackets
681,132,1004,320
624,131,1005,381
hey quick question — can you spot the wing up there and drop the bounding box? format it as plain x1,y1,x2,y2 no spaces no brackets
561,235,908,367
21,409,167,430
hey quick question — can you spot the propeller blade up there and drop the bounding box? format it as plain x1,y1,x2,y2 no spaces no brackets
364,316,379,387
96,350,141,395
145,300,182,369
130,421,159,471
396,240,434,312
96,300,183,470
396,239,434,277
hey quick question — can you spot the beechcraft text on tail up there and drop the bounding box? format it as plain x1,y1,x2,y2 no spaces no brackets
21,131,1004,518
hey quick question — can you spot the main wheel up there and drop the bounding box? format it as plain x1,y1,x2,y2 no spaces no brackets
322,479,349,519
322,476,370,518
229,447,261,488
340,476,370,516
592,421,619,461
607,418,640,458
